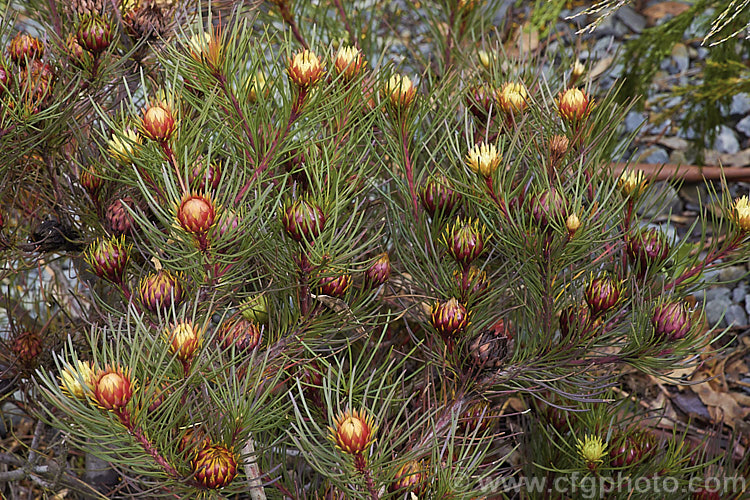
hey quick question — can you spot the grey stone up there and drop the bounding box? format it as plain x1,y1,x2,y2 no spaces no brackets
624,111,647,133
705,287,731,301
616,5,646,33
732,284,747,303
746,294,750,315
671,43,689,73
638,146,669,164
705,297,731,326
731,93,750,115
715,125,740,154
697,47,710,59
719,266,747,283
725,305,747,327
592,36,615,56
736,115,750,137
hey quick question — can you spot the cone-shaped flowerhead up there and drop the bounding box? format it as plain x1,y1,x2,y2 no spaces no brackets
240,294,269,324
76,14,112,55
549,134,570,164
288,49,324,88
189,161,222,192
576,434,606,470
60,360,95,399
571,60,585,79
142,101,176,142
557,87,592,124
531,188,566,229
466,142,501,178
192,443,238,489
93,366,134,411
383,73,416,109
584,274,620,316
430,297,469,339
8,33,43,65
617,169,647,199
627,228,669,273
389,460,426,494
329,408,376,455
85,235,131,284
365,252,391,288
609,434,640,468
165,321,203,362
652,301,690,341
334,45,365,81
105,196,136,236
217,317,262,352
0,65,12,93
733,195,750,232
107,128,141,165
465,84,494,119
80,167,103,196
455,266,490,298
139,270,185,313
466,327,508,370
497,81,527,115
318,273,351,298
281,199,326,242
11,330,43,367
559,304,591,339
176,193,216,237
420,174,462,217
566,213,581,237
443,218,488,267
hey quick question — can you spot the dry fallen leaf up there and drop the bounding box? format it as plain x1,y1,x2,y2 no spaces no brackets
642,2,692,26
689,372,750,429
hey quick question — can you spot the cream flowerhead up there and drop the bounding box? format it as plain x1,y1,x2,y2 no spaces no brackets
466,142,501,178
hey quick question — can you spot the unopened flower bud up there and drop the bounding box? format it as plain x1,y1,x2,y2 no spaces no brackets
455,266,490,298
420,174,462,216
93,366,134,411
627,228,669,273
566,213,580,236
217,317,262,352
189,161,222,192
187,31,224,69
192,443,238,489
165,321,202,362
466,142,501,178
389,460,426,494
531,188,566,229
329,408,376,455
318,273,351,298
76,15,113,55
80,166,104,196
365,252,391,288
281,199,326,242
8,33,43,65
557,87,592,124
458,400,494,434
571,60,585,80
142,102,176,142
733,195,750,232
652,301,690,341
430,297,469,339
497,81,527,115
85,236,131,284
609,434,640,468
139,270,185,313
549,134,570,165
559,304,591,339
288,49,324,88
477,49,493,70
465,84,494,119
334,45,365,81
176,193,217,237
584,274,621,316
383,73,416,109
60,360,95,399
443,218,488,267
466,326,509,371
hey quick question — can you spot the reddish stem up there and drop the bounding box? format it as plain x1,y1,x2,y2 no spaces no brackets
116,409,182,480
215,73,257,162
665,233,745,291
277,2,309,49
353,453,379,500
162,143,187,194
400,122,419,217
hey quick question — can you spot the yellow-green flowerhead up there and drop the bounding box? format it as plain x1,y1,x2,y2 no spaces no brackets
576,434,607,470
107,127,141,165
734,195,750,232
60,360,95,399
384,73,416,109
466,142,501,178
617,169,647,198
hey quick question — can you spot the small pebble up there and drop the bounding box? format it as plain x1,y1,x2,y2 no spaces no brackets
715,125,740,154
736,115,750,137
705,287,731,302
725,305,747,327
731,93,750,116
719,266,746,283
705,297,731,326
616,5,646,33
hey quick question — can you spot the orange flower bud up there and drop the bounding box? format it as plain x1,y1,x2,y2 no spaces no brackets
557,87,592,124
142,102,176,142
383,73,416,109
333,45,365,81
93,366,134,411
166,321,202,362
176,193,217,236
288,49,324,88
